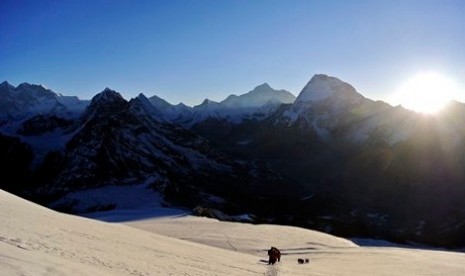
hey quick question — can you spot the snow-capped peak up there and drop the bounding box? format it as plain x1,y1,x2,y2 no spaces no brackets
295,74,358,103
148,95,174,112
131,93,153,110
91,88,125,104
0,82,90,120
15,82,59,99
130,93,161,118
221,83,295,109
80,88,128,122
144,94,194,124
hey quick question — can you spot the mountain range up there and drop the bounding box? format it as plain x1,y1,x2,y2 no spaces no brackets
1,74,464,248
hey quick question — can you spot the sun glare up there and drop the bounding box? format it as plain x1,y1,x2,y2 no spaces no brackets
391,72,460,114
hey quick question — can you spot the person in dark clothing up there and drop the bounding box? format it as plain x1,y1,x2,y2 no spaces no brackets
267,246,281,265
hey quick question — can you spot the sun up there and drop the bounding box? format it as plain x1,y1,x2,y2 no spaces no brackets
391,72,460,114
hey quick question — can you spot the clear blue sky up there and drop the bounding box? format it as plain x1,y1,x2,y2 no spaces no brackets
1,0,464,105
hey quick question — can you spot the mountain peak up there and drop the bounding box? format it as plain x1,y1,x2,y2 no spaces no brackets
16,82,50,92
87,88,126,110
80,89,128,122
0,81,13,93
94,88,124,100
149,94,172,108
136,93,149,101
199,98,218,106
295,74,358,103
0,81,10,87
254,83,272,90
221,83,295,109
130,93,160,118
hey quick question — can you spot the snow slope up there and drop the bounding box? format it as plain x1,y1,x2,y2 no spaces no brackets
0,189,269,275
1,189,465,275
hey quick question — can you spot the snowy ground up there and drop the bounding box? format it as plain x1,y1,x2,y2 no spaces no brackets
1,189,465,275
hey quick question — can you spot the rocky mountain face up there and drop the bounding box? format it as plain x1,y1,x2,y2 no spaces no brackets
0,86,287,216
1,76,464,248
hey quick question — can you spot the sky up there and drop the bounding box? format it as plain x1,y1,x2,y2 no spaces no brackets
1,0,464,106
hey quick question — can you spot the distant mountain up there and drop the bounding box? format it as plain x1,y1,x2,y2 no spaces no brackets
147,83,295,125
0,82,90,166
221,83,295,108
0,81,89,120
148,94,193,122
274,74,418,144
